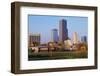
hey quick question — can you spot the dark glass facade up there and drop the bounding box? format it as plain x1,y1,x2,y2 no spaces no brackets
59,19,68,43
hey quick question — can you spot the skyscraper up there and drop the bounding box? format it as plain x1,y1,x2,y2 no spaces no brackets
73,32,78,44
51,29,59,42
59,19,68,43
81,36,87,43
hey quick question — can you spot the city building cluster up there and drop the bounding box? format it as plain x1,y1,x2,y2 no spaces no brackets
28,19,88,52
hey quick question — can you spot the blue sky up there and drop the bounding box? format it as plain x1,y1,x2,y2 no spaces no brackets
28,15,88,44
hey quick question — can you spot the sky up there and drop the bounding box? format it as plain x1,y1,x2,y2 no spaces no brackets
28,15,88,44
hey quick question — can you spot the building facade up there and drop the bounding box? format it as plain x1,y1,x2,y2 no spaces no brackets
81,36,87,43
28,34,41,47
73,32,78,44
59,19,68,43
51,29,59,42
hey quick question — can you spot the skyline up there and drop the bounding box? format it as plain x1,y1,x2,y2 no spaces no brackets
28,15,88,44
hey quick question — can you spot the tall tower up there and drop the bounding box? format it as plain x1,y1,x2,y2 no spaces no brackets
51,29,59,42
59,19,68,43
73,32,78,44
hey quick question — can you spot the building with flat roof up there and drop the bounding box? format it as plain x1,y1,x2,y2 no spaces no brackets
81,36,87,43
73,32,78,44
28,33,41,47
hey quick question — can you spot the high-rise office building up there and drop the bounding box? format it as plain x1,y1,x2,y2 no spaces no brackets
73,32,78,44
51,29,59,42
81,36,87,43
28,33,41,47
59,19,68,43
